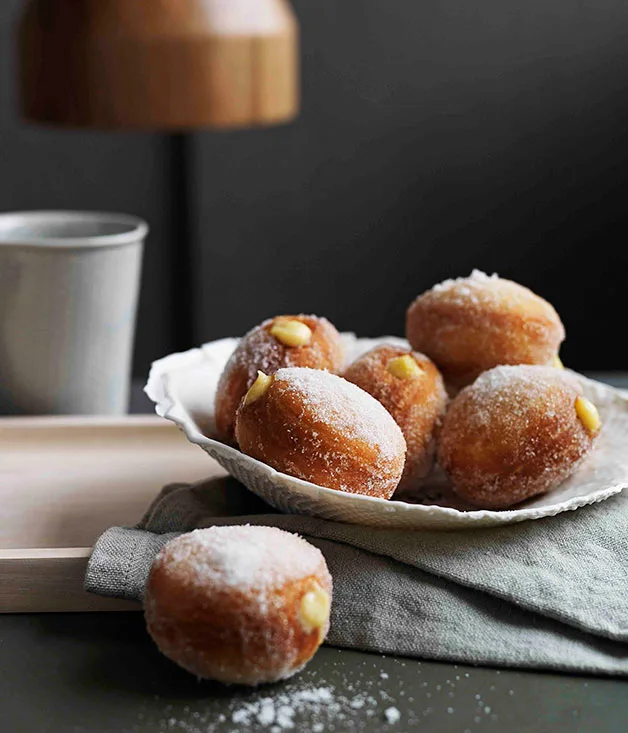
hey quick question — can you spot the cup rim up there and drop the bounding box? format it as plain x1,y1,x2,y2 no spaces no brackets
0,210,149,248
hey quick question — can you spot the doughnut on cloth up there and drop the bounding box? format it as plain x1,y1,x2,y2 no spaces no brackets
86,477,628,676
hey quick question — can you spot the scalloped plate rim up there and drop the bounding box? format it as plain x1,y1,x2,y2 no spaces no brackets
144,337,628,527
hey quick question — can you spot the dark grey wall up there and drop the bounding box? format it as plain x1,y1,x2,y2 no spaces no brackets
194,0,628,371
3,1,628,375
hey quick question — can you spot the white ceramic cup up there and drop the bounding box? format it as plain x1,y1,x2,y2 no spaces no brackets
0,211,147,415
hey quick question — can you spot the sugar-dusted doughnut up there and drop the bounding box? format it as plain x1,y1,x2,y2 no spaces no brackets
438,365,601,509
215,315,343,443
235,367,407,498
344,344,447,492
144,525,332,686
406,270,565,390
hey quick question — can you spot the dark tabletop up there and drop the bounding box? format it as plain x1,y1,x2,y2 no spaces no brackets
2,375,627,733
1,612,627,733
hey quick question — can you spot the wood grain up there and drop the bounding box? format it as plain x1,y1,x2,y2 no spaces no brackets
0,415,224,612
18,0,299,130
0,549,140,613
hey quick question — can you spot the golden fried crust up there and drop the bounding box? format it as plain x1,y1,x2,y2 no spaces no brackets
235,368,406,499
437,366,598,509
215,315,343,444
406,274,565,389
146,574,331,686
344,344,447,492
144,528,332,686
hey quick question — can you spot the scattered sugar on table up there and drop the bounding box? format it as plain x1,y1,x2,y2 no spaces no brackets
384,707,401,724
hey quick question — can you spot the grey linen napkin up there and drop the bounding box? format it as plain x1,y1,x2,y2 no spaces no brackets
85,477,628,676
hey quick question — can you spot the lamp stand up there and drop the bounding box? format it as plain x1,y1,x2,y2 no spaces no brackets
169,133,195,352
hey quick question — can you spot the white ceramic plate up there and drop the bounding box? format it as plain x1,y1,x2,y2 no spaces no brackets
145,335,628,530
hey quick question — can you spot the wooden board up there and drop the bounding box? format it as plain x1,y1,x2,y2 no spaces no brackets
0,415,222,612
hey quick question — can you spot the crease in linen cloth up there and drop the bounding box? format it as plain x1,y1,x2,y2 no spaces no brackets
85,476,628,676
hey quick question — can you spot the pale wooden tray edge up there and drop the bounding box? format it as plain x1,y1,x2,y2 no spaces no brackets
0,547,141,613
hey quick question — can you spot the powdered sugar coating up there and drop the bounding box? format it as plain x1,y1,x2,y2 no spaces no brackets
215,315,343,443
430,270,548,314
432,269,499,295
230,317,341,386
343,344,448,493
438,365,598,508
460,365,577,410
145,525,332,686
152,525,326,592
235,367,407,498
274,368,405,461
406,271,565,389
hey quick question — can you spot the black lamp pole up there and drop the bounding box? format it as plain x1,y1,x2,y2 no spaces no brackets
169,133,195,352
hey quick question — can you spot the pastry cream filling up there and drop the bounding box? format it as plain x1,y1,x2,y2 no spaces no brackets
299,583,330,632
270,319,312,347
575,396,601,434
387,354,424,380
243,371,274,406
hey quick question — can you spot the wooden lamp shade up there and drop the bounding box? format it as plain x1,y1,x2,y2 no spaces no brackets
18,0,299,130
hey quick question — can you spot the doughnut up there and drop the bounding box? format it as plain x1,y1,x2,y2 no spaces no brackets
344,344,447,492
406,270,565,390
437,365,601,509
144,525,332,686
235,367,407,499
215,315,343,443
